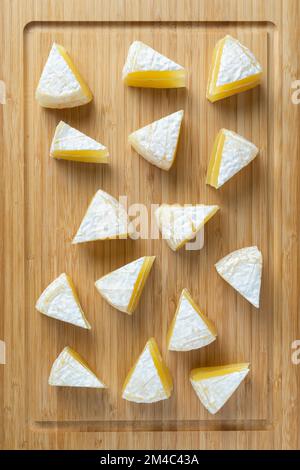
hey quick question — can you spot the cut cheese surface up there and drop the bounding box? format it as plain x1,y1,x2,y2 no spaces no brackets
190,363,250,414
36,273,91,329
122,338,173,403
49,347,106,388
122,41,186,88
35,43,92,109
215,246,262,308
167,289,217,351
129,110,184,170
207,35,262,102
50,121,109,163
155,203,219,251
95,256,155,314
206,129,259,188
73,190,132,244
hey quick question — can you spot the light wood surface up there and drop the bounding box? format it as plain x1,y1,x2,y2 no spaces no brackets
0,0,299,450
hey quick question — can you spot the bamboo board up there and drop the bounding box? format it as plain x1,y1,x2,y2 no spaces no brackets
1,0,300,450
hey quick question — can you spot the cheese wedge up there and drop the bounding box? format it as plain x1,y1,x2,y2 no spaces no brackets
155,203,219,251
49,347,106,388
167,289,217,351
207,35,262,103
190,363,250,414
122,41,186,88
36,273,91,329
73,190,132,244
122,338,173,403
215,246,262,308
129,110,184,170
50,121,109,163
95,256,155,314
36,43,92,109
206,129,259,188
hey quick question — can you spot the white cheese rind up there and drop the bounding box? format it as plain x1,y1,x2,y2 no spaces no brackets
215,246,262,308
216,36,262,86
122,41,183,78
168,294,216,351
122,344,167,403
35,43,90,108
95,257,145,313
129,110,183,170
217,129,258,187
50,121,106,154
155,204,218,251
73,190,130,243
35,273,90,329
190,368,249,414
49,347,106,388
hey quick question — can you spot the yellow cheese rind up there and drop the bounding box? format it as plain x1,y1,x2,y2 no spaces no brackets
190,363,250,381
124,70,186,88
56,44,93,103
52,149,109,163
206,130,225,188
127,256,156,313
148,338,173,395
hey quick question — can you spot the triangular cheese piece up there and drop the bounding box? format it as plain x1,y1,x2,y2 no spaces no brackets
49,347,106,388
155,203,219,251
73,190,132,244
167,289,217,351
190,363,250,414
95,256,155,314
206,129,259,188
36,273,91,329
122,338,173,403
50,121,109,163
36,43,92,108
122,41,186,88
129,110,184,170
215,246,262,308
207,35,262,102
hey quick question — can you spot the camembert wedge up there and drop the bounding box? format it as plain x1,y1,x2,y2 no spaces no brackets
50,121,109,163
95,256,155,314
167,289,217,351
207,35,262,103
206,129,259,188
36,43,92,108
215,246,262,308
122,338,173,403
155,203,219,251
36,273,91,329
190,363,250,414
129,110,184,170
49,347,106,388
122,41,186,88
73,190,132,244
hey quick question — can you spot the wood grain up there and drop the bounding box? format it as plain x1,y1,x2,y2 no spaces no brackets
0,0,300,450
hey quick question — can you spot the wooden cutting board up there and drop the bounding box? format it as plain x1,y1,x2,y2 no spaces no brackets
1,0,300,450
